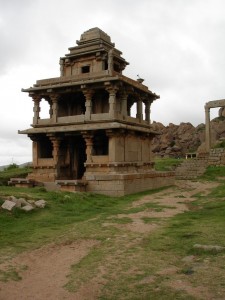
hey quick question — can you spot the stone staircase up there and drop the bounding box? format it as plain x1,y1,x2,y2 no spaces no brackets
175,157,208,179
175,148,225,179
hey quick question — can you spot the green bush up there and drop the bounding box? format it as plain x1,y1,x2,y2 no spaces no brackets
213,140,225,148
4,163,19,171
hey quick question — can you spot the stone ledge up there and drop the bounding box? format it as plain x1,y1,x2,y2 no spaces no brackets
56,180,88,186
85,171,175,181
85,162,155,168
56,180,88,192
8,178,35,188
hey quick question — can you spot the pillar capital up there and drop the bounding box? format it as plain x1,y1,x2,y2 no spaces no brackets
81,86,94,98
29,94,42,103
50,93,60,103
105,84,119,95
28,134,39,142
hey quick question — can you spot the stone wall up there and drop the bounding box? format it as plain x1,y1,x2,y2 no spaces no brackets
207,148,225,166
85,171,175,196
27,167,56,182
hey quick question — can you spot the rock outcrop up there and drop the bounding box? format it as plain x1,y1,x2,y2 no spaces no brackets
152,117,225,158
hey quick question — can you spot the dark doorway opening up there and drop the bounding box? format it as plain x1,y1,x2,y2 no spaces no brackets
93,131,108,155
63,135,86,179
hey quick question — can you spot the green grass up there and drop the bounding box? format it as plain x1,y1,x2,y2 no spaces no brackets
154,157,184,171
200,165,225,180
1,166,225,298
0,185,170,256
0,165,32,186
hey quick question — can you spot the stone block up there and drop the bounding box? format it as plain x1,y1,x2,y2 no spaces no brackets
1,200,16,211
8,197,29,207
18,198,30,206
8,196,17,202
21,205,34,212
34,200,46,208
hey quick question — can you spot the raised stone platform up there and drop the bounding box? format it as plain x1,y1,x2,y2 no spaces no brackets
8,178,35,188
84,171,175,197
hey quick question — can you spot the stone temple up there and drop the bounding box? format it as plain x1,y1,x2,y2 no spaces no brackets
18,28,174,196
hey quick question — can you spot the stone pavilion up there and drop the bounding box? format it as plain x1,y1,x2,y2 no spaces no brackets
18,28,174,196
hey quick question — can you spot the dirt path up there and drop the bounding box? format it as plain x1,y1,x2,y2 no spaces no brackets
0,240,99,300
0,180,218,300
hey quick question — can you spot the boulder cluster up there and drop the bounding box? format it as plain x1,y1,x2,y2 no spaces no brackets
151,117,225,158
1,196,46,212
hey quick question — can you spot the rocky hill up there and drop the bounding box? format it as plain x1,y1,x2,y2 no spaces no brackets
151,115,225,158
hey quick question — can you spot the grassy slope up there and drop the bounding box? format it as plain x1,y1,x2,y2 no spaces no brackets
154,157,184,171
0,165,32,186
0,165,225,298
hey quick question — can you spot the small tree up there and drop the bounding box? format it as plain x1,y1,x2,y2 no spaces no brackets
4,163,19,171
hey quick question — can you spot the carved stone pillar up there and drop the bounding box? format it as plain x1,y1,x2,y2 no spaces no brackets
136,96,143,121
28,134,39,167
120,91,128,117
49,94,59,123
205,106,211,152
106,86,118,118
145,100,151,124
50,94,59,123
48,135,61,179
108,48,114,76
47,99,53,118
106,129,125,162
82,132,93,163
59,58,64,77
82,87,94,121
30,95,41,124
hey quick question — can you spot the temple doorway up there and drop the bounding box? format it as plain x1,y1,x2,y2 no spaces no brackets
68,136,86,179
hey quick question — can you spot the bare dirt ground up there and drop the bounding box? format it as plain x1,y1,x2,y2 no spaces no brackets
0,180,219,300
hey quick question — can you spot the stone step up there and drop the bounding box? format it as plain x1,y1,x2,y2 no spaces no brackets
175,158,208,179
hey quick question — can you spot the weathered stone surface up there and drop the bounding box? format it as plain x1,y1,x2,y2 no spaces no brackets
18,198,29,206
181,255,195,263
9,197,29,207
21,205,34,212
34,200,46,208
27,200,35,206
1,200,16,211
8,195,17,201
152,117,225,158
193,244,225,252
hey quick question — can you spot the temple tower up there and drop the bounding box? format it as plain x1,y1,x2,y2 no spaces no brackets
19,28,174,195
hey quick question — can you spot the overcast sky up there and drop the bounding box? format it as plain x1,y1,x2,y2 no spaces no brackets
0,0,225,165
